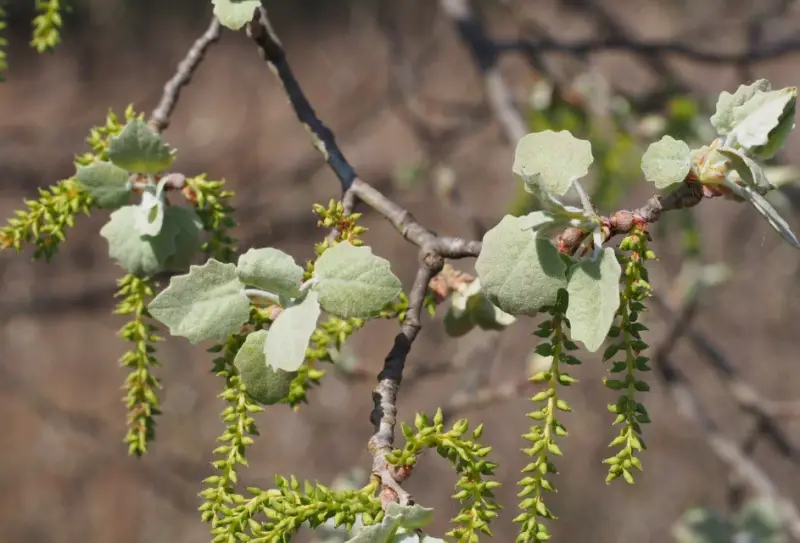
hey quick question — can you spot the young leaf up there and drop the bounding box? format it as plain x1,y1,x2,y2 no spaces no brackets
566,247,622,352
710,79,771,135
212,0,260,30
312,242,402,318
513,130,594,196
162,206,204,271
148,259,251,343
475,213,567,317
135,189,165,237
236,247,303,298
641,136,691,189
731,87,797,153
75,160,131,208
100,205,177,276
264,291,321,372
718,149,800,250
443,290,476,337
108,119,173,174
233,330,298,405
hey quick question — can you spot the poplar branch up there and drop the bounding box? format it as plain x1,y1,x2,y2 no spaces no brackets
149,17,222,133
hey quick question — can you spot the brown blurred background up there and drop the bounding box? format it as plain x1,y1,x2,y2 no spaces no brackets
1,0,800,541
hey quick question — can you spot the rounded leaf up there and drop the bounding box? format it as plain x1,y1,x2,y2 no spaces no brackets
148,259,251,343
264,291,321,372
108,119,174,174
513,130,593,196
732,87,797,154
234,330,297,405
236,247,303,298
312,242,402,318
565,247,622,352
75,160,131,209
475,213,567,317
641,136,691,189
212,0,260,30
100,205,177,276
710,79,771,135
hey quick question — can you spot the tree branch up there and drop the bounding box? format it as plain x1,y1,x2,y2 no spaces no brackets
148,17,222,133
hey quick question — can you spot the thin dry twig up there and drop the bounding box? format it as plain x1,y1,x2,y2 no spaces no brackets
149,17,222,133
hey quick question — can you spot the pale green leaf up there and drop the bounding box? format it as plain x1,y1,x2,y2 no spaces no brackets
100,205,177,276
135,190,165,236
264,291,320,372
710,79,771,135
344,523,395,543
234,330,298,405
148,259,251,343
108,119,174,174
641,136,691,189
475,213,567,317
513,130,594,196
719,149,800,250
385,503,435,530
75,160,131,208
162,206,204,271
731,87,797,153
671,507,735,543
236,247,303,298
566,247,621,352
393,533,445,543
212,0,260,30
312,242,402,318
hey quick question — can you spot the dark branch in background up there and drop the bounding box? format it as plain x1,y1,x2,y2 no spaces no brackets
439,0,527,143
497,35,800,66
652,291,800,538
148,17,222,133
651,293,800,464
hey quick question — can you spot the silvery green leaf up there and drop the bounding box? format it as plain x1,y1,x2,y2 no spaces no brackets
641,136,691,189
312,242,402,318
671,507,735,543
735,498,786,543
75,160,131,209
211,0,260,30
234,330,298,405
236,247,304,298
513,130,594,196
719,149,800,250
108,119,174,174
710,79,771,135
385,503,435,531
264,291,321,372
100,205,177,276
344,523,395,543
565,247,621,352
475,213,567,317
392,532,445,543
731,87,797,154
148,259,251,343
